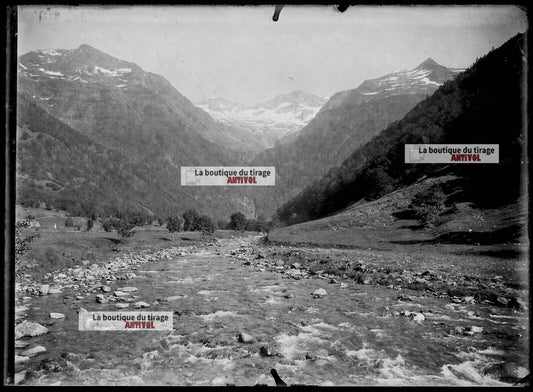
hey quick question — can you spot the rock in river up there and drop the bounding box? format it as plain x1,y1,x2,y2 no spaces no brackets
15,321,49,337
96,294,109,304
238,332,256,344
38,284,49,296
409,313,425,323
114,291,128,297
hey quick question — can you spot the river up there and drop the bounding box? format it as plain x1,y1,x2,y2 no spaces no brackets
16,237,529,386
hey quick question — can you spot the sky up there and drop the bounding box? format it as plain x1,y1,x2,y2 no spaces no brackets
18,5,528,105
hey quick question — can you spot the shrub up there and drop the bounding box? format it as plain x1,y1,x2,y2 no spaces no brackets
116,218,136,241
86,218,94,231
410,185,446,228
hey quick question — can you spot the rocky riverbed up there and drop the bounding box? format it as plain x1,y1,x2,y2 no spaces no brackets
13,236,529,386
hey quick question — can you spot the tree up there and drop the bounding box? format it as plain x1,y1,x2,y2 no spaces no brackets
86,218,94,231
64,217,74,229
229,212,247,233
183,209,199,231
15,219,40,271
166,215,183,240
196,215,215,236
116,217,136,242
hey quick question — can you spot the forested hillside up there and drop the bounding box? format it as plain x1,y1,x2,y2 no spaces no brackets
277,33,526,224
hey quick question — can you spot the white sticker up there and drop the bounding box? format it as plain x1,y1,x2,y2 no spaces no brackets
78,310,173,331
405,144,499,163
181,166,275,186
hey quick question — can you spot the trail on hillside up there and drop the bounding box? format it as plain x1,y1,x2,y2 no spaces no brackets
15,237,529,386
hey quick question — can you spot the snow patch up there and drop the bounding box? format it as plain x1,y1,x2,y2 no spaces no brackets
38,68,64,76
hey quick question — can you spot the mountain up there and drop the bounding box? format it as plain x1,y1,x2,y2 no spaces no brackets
16,45,256,219
197,90,328,149
248,58,463,217
276,33,525,225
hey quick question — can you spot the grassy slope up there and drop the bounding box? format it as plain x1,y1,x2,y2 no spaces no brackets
267,175,527,255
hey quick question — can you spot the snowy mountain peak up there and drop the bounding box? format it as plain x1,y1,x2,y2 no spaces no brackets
320,59,463,113
416,57,440,69
197,90,328,144
18,45,142,89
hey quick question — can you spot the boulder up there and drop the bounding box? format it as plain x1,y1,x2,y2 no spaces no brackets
49,313,65,319
96,294,108,304
134,301,150,309
466,326,483,334
14,370,26,385
15,321,49,337
238,332,255,344
21,345,47,357
409,313,425,323
15,340,29,349
312,288,328,298
15,355,29,364
39,284,49,296
114,291,128,297
48,287,62,294
115,303,129,309
101,285,112,292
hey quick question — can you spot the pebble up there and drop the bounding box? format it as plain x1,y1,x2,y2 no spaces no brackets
165,295,187,301
119,287,138,292
496,297,509,306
